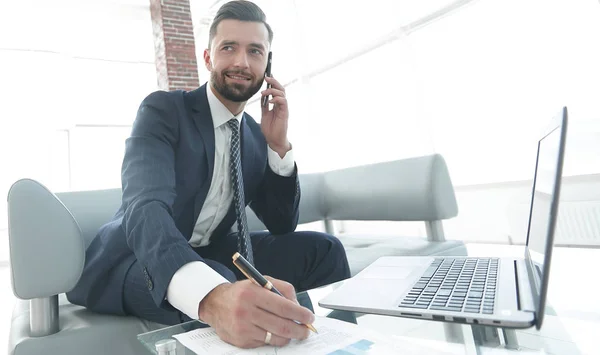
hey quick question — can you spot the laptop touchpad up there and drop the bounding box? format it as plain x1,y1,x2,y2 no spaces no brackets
358,266,413,279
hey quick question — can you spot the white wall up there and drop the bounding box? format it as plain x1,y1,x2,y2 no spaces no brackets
0,0,158,255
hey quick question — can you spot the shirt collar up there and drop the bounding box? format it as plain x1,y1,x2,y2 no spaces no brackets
206,82,244,129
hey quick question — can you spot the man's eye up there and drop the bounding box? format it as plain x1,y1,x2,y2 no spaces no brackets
222,46,233,51
250,49,262,55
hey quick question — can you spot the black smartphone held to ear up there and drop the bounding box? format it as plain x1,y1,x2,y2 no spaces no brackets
262,51,272,107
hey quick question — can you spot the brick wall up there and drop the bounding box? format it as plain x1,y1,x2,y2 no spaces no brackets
149,0,199,91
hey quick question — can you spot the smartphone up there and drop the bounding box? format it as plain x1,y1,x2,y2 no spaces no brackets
262,51,272,107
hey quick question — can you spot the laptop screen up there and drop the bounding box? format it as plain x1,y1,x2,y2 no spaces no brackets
524,108,567,328
526,126,562,275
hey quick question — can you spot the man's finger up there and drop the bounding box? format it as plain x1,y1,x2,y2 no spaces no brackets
261,88,285,98
261,97,270,115
238,318,293,347
255,289,315,325
264,75,285,91
266,276,296,301
251,306,310,341
269,97,287,107
217,328,263,349
259,330,292,347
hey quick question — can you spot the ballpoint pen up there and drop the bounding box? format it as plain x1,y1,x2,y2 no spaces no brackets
232,252,318,333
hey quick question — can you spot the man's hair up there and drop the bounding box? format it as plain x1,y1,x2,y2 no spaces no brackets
208,1,273,48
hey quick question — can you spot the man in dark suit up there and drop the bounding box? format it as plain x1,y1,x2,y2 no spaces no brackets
66,0,350,349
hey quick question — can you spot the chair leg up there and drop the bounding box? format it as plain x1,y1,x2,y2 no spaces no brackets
30,295,59,336
502,328,519,350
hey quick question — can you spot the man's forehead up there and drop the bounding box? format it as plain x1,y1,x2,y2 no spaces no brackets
213,19,269,47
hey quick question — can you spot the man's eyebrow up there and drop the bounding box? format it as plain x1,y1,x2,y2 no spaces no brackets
218,41,265,51
220,40,238,47
249,43,266,51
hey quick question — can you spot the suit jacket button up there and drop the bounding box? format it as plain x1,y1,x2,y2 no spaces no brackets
147,280,154,290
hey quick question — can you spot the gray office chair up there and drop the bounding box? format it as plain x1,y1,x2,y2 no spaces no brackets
7,179,161,355
6,153,464,354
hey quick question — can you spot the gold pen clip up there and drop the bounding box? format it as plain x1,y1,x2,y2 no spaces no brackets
232,253,264,288
233,259,259,286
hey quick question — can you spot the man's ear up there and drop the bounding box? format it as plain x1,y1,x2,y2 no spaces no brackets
203,49,212,71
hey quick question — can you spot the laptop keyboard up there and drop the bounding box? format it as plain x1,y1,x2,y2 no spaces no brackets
399,258,499,314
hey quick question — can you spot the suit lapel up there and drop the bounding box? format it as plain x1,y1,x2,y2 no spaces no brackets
188,84,216,219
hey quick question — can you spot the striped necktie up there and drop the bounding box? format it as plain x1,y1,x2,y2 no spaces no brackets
227,118,254,265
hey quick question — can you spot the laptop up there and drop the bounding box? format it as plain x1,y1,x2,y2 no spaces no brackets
319,107,568,330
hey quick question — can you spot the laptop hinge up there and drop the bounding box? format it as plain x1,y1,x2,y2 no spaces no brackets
515,259,535,312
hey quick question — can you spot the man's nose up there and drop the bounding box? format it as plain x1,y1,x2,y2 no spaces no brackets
232,51,249,68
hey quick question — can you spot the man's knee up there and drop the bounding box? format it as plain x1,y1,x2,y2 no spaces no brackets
322,233,346,257
316,232,350,278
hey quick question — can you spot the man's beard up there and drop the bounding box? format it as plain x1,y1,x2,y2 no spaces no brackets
211,69,263,102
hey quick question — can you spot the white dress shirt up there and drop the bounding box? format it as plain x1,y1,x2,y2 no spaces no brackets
166,84,295,320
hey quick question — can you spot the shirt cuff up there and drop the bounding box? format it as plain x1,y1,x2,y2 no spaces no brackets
166,261,230,321
267,145,295,177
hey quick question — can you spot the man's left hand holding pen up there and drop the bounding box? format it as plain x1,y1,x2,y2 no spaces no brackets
198,276,315,349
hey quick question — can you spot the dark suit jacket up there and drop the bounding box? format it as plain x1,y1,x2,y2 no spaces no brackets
66,84,300,315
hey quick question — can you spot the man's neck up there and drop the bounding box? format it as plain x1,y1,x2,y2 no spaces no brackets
209,83,246,116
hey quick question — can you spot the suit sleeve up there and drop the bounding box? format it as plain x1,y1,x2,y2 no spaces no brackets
121,91,206,308
249,147,301,235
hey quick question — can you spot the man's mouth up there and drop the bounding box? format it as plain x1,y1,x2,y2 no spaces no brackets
225,73,252,81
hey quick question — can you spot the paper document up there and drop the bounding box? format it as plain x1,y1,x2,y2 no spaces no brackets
172,316,457,355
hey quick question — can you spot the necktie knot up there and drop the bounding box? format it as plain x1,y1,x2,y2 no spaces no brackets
227,118,238,131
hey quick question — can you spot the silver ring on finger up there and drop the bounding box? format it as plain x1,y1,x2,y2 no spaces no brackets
264,331,272,344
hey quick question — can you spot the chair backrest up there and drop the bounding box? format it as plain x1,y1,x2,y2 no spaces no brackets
6,153,458,299
323,154,458,221
247,154,458,231
55,188,122,248
7,179,85,300
245,172,326,231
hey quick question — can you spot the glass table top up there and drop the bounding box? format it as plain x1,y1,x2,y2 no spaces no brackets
138,244,598,355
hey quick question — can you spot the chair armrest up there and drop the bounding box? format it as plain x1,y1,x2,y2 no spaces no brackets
7,179,85,300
